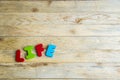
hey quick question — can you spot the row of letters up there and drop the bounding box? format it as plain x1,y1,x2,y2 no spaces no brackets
15,44,56,62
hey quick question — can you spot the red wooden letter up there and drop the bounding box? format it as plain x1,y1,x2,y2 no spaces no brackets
15,49,25,62
35,44,44,57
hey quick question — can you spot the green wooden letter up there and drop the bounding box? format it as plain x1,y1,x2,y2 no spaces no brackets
24,46,36,59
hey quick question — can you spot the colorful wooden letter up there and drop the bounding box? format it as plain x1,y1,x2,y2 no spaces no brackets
24,46,36,59
35,44,44,57
15,49,25,62
45,44,56,57
15,43,57,62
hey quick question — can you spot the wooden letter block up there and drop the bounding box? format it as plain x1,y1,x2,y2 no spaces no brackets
45,44,56,58
24,46,36,59
35,44,44,57
15,49,25,62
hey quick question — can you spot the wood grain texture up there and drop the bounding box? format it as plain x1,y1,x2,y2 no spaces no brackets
0,79,92,80
0,13,120,25
0,0,120,12
0,37,120,63
1,25,120,36
1,63,120,78
0,79,118,80
0,79,99,80
0,0,120,79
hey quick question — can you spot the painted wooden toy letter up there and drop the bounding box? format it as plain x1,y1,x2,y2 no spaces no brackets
15,49,25,62
45,44,56,57
35,44,44,57
24,46,36,59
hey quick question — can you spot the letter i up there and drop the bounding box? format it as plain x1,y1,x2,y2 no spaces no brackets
24,46,36,59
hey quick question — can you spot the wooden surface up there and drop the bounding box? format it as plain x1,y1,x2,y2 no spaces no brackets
0,0,120,79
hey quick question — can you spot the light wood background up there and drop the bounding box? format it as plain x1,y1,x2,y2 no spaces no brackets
0,0,120,79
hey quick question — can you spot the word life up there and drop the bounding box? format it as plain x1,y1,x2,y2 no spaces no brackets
15,44,56,62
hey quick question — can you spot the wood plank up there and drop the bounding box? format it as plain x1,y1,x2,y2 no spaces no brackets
0,79,93,80
1,37,120,63
0,79,118,80
0,0,120,12
0,79,90,80
0,79,101,80
0,13,120,25
1,63,120,78
0,79,110,80
0,79,87,80
1,25,120,36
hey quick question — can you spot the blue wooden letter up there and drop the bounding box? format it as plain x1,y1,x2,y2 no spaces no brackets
45,44,56,58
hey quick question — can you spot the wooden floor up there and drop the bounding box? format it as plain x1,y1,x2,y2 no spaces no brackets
0,0,120,79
